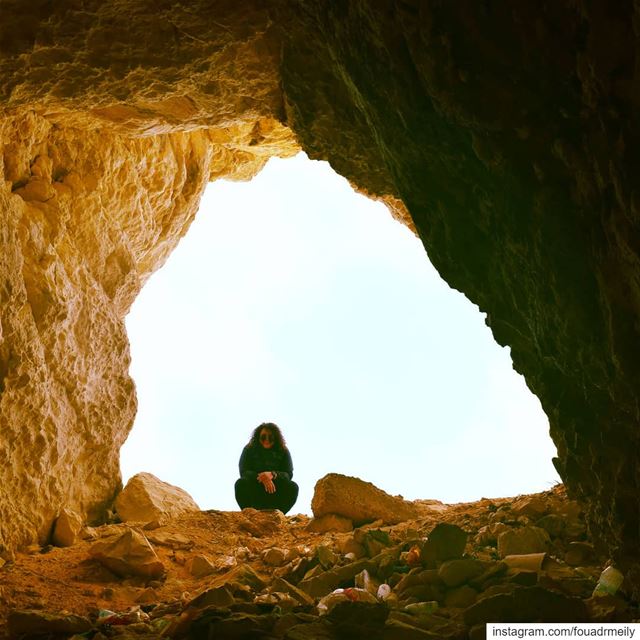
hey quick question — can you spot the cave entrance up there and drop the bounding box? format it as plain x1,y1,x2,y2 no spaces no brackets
120,152,560,513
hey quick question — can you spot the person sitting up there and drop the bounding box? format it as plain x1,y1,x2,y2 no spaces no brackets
234,422,299,514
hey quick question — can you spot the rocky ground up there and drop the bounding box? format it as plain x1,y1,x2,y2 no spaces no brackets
0,478,637,640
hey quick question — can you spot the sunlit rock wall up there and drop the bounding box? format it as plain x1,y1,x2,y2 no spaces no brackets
0,1,297,551
1,0,640,594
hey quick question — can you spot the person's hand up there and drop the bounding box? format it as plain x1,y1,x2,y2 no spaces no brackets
257,472,276,494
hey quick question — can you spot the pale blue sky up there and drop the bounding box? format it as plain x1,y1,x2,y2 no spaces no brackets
121,152,560,513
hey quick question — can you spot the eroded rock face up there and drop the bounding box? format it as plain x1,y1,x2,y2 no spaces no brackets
0,0,639,595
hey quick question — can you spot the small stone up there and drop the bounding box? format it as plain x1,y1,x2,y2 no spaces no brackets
438,558,485,587
145,531,194,550
89,528,165,578
337,537,366,558
307,514,353,533
187,554,217,578
262,547,288,567
535,514,566,539
497,526,550,558
444,585,478,608
52,509,83,547
316,545,338,569
395,569,442,594
136,587,158,603
511,495,549,520
8,610,92,635
565,542,595,566
187,585,235,609
271,577,315,606
422,523,468,562
475,523,510,547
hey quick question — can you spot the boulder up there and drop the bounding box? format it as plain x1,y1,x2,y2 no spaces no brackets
497,526,550,558
52,509,83,547
115,472,199,523
311,473,420,525
423,523,468,562
89,528,165,578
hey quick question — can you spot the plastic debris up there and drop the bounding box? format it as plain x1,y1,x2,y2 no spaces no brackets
376,583,392,600
593,566,624,596
97,606,150,626
317,587,378,615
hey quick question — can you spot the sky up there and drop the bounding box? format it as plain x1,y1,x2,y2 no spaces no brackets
121,152,560,514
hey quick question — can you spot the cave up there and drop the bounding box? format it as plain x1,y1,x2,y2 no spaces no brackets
1,0,639,597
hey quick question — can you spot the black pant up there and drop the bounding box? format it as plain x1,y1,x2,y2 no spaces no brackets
234,477,299,514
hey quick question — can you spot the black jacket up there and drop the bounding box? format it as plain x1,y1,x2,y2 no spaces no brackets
238,445,294,481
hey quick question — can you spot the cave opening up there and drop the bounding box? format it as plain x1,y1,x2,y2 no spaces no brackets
120,152,560,514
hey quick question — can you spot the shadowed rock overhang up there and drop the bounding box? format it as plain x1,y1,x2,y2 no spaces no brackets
1,0,639,595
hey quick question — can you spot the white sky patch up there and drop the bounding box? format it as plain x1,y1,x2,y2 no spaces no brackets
121,152,560,513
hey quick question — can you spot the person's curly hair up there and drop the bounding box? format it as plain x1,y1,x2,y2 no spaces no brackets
248,422,288,450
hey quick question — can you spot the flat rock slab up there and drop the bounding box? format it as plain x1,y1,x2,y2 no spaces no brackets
311,473,420,525
115,472,199,523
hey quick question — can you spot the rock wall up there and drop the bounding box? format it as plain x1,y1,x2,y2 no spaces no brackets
1,0,640,592
278,0,640,587
0,0,298,551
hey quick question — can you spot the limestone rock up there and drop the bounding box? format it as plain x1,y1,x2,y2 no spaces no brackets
423,523,468,562
8,610,91,636
89,528,165,578
187,585,235,610
52,509,83,547
438,559,485,588
271,578,315,606
497,526,551,558
444,585,478,608
511,495,549,520
307,514,353,533
262,547,288,567
115,473,199,524
565,542,596,567
311,474,420,525
187,554,216,578
239,509,285,537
